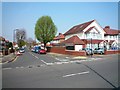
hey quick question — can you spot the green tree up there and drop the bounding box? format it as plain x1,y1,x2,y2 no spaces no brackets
18,40,25,48
35,16,57,48
8,42,13,49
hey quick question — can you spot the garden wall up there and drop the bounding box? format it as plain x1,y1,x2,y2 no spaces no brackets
47,46,86,56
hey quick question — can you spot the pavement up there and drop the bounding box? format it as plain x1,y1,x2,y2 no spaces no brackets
0,53,17,64
2,50,119,88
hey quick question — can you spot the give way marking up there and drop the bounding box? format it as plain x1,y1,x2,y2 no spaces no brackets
62,71,90,78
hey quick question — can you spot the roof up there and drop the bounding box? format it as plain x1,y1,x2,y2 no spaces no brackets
54,33,65,40
104,27,120,35
63,35,85,45
64,20,95,35
109,40,115,44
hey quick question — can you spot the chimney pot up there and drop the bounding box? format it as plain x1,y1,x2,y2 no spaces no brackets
105,26,110,29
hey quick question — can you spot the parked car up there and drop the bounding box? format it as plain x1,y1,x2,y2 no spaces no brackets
38,49,46,54
15,51,22,56
94,48,105,54
34,46,41,53
19,48,25,53
31,47,35,52
94,48,99,54
85,48,94,55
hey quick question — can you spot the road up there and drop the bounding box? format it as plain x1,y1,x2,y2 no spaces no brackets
2,50,119,88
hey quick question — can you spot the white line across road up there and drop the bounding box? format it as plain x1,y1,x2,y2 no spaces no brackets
2,68,12,70
62,71,90,78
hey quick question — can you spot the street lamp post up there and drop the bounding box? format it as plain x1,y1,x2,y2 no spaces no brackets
13,29,19,54
91,38,92,57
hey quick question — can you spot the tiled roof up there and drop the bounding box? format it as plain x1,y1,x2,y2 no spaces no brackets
63,35,85,45
104,26,120,35
109,40,115,44
64,20,95,35
54,33,65,40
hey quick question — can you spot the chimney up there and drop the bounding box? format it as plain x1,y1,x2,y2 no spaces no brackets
105,26,110,29
59,33,62,35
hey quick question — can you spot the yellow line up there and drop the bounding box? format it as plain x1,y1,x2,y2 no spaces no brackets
12,56,19,63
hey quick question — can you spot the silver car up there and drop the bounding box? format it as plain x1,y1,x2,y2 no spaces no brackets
96,48,105,54
85,48,94,55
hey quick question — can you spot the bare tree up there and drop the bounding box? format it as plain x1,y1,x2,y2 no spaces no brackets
15,28,27,47
26,38,36,49
16,28,26,42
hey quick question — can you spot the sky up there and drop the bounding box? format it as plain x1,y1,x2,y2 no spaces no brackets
1,2,119,42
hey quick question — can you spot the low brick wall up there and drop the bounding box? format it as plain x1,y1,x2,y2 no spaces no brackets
47,46,120,56
47,46,86,56
65,50,86,56
47,46,66,54
105,50,120,55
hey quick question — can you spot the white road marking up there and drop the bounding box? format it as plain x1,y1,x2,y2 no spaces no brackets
35,56,39,59
15,67,19,68
62,71,90,77
41,60,48,65
40,64,46,67
20,66,24,68
47,63,53,65
29,52,39,59
55,58,61,61
54,62,62,64
3,68,12,70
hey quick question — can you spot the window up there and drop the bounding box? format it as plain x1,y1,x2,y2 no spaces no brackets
66,46,74,50
119,34,120,38
110,36,111,38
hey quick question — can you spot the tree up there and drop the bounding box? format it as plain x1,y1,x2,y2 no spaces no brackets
16,28,26,42
15,28,26,48
18,40,25,48
35,16,57,48
8,42,13,49
26,38,36,49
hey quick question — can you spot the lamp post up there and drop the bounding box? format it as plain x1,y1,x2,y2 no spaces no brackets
91,38,92,57
13,29,19,54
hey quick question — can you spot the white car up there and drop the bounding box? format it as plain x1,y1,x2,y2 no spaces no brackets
19,48,25,53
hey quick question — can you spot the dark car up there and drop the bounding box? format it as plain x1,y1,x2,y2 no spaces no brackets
34,46,41,53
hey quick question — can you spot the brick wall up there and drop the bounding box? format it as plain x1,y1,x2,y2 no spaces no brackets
47,46,66,54
47,46,86,56
65,50,86,56
105,50,120,55
47,46,120,56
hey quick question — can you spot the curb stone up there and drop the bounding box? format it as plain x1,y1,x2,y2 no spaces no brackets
8,55,17,63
